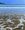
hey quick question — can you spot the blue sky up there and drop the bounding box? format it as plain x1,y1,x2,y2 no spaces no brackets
0,0,25,4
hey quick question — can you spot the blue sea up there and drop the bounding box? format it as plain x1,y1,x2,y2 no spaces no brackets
0,6,25,14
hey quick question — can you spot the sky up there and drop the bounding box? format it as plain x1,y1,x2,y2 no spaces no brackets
0,0,25,4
